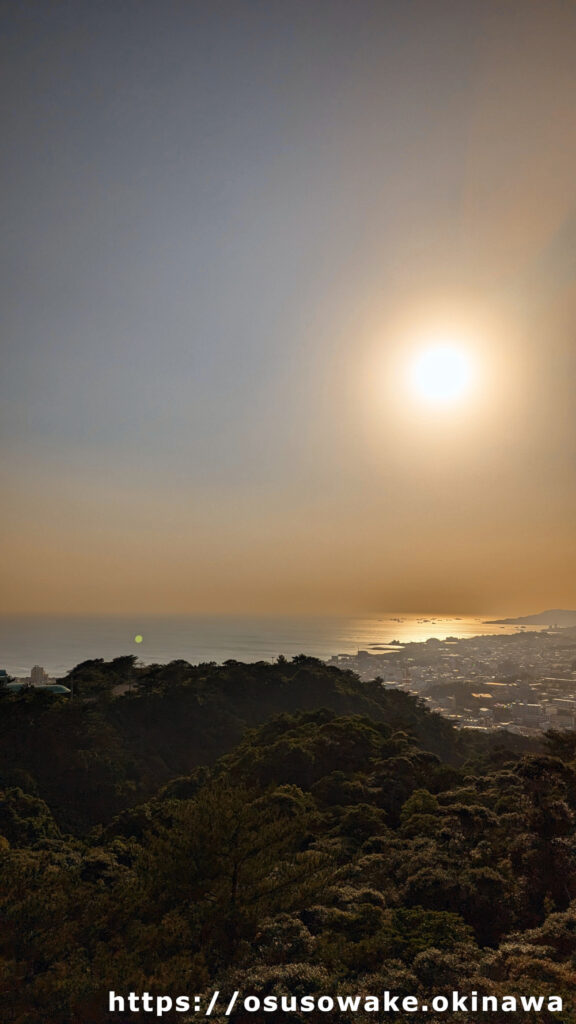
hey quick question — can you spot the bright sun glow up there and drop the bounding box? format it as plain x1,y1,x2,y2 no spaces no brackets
409,343,475,405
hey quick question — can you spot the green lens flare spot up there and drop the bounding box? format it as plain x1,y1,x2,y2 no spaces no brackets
134,634,143,644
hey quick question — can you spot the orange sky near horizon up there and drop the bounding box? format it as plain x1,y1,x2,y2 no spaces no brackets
1,1,575,618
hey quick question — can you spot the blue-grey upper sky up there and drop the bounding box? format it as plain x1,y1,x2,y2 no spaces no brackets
2,0,576,615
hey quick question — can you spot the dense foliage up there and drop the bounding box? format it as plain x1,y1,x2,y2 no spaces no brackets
2,657,576,1023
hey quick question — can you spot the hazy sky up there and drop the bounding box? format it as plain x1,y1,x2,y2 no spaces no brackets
2,0,576,616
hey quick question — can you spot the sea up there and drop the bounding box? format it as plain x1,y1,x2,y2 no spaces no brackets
0,614,550,679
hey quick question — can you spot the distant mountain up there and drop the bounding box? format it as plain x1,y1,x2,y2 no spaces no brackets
486,609,576,626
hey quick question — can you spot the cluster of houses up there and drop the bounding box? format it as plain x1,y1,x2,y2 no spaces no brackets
327,628,576,735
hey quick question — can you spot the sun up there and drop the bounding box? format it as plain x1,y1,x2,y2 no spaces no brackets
409,342,475,406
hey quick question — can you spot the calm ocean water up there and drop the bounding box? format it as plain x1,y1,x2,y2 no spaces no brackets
0,614,545,678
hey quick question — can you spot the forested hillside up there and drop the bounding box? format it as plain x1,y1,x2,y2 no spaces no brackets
2,658,576,1023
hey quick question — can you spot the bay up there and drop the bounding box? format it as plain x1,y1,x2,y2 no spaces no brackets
0,614,547,678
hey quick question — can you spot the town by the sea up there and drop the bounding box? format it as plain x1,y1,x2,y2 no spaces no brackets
0,612,556,678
